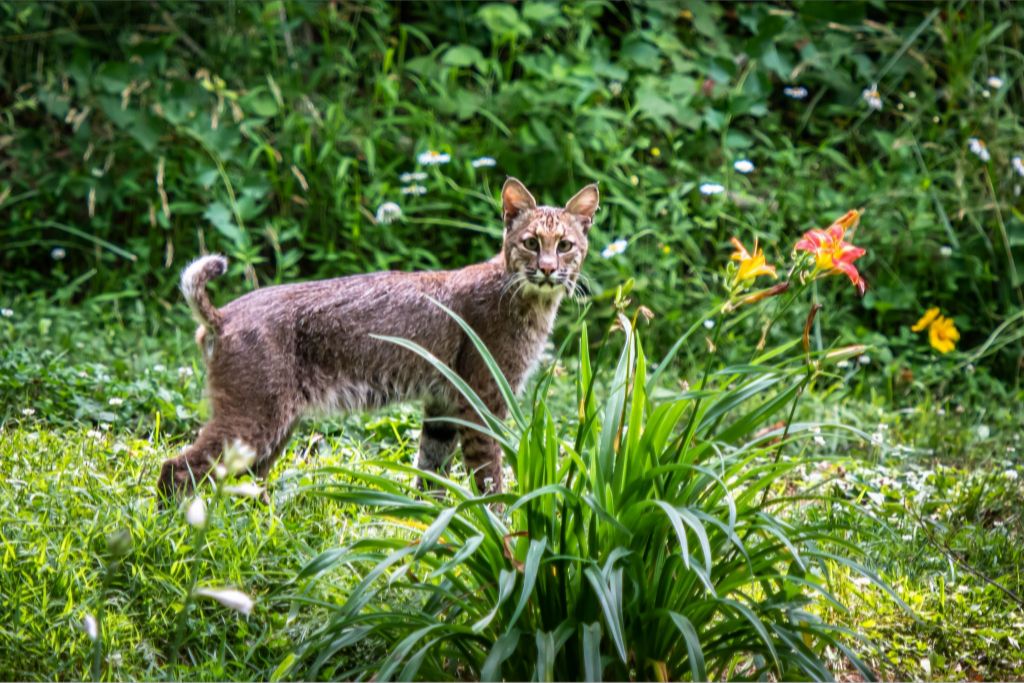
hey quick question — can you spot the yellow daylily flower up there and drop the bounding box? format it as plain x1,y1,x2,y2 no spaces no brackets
927,315,959,354
912,307,940,333
729,237,777,285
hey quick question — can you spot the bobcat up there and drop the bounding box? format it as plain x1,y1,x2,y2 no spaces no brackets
157,178,598,497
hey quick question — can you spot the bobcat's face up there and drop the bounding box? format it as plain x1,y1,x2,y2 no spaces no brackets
501,179,599,297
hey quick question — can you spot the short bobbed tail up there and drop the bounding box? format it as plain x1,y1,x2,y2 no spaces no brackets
181,255,228,335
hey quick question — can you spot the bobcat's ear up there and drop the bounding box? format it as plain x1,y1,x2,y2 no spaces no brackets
502,177,537,225
565,183,599,232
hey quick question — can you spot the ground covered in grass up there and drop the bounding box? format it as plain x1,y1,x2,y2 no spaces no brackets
2,303,1023,681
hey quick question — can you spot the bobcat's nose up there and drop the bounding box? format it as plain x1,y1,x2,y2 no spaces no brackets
537,258,558,278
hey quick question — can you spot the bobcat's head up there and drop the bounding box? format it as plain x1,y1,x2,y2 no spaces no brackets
501,177,598,298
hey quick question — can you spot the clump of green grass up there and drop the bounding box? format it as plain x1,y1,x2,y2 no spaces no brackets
0,423,413,681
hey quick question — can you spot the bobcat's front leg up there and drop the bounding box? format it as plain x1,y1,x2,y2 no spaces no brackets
456,396,505,495
414,400,459,491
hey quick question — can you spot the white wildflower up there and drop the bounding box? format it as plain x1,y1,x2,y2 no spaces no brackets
862,83,882,111
194,587,254,616
401,185,427,196
836,360,851,369
987,75,1004,90
374,201,402,225
601,239,628,259
703,319,715,329
21,408,35,417
86,429,102,439
968,137,990,162
609,81,623,97
939,245,953,257
813,435,827,447
184,497,207,528
223,439,257,475
223,482,265,499
699,183,725,195
81,614,99,641
1004,469,1019,481
51,247,66,261
867,491,885,506
1,308,12,318
113,442,129,454
1012,156,1024,178
399,171,427,183
733,159,755,174
857,354,871,365
108,397,124,407
178,366,193,378
417,150,450,166
783,86,808,100
976,424,990,440
870,432,884,447
852,576,872,588
471,156,497,168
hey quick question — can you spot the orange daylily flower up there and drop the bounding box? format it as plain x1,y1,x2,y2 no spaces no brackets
729,237,777,284
794,209,867,296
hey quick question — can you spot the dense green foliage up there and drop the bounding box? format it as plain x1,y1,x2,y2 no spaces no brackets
3,2,1024,681
3,1,1024,386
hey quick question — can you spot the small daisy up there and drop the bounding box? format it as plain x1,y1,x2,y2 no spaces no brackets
1,308,12,318
375,201,402,225
21,408,35,417
699,183,725,195
1012,156,1024,178
51,247,66,261
184,497,207,528
81,614,99,642
783,86,808,100
601,239,628,259
862,83,882,111
417,150,450,166
401,185,427,196
987,75,1004,90
399,171,427,183
1005,469,1019,481
194,587,254,616
968,137,990,162
86,429,102,439
178,366,193,378
223,482,265,499
108,397,124,407
471,156,497,168
733,159,754,174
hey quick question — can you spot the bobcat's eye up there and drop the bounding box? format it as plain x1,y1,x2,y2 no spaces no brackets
523,237,540,251
557,240,574,253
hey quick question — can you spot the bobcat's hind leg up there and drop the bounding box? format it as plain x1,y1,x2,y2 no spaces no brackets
157,411,295,500
158,422,227,498
414,401,459,491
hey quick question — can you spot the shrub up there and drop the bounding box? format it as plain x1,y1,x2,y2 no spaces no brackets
281,219,904,680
